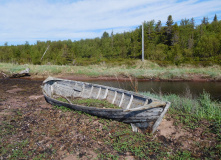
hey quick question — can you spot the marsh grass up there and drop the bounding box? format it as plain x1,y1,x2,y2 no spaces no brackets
142,91,221,132
143,91,221,121
1,62,221,80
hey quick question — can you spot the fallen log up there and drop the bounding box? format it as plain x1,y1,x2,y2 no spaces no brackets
10,68,30,78
0,71,8,78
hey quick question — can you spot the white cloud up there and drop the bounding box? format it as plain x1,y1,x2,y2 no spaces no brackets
0,0,221,45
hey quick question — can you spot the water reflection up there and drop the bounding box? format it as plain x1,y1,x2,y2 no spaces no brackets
87,80,221,101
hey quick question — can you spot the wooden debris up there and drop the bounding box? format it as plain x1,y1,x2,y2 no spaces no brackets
10,68,30,78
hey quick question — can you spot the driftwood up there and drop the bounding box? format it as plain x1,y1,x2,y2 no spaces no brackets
42,76,171,133
10,68,30,78
0,71,8,78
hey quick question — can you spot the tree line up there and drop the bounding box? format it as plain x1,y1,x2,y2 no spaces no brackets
0,15,221,65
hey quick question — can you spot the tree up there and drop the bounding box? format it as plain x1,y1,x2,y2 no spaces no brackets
146,20,155,40
195,34,220,58
201,16,209,25
155,20,162,32
62,44,72,64
111,30,114,49
190,17,195,29
165,15,174,46
1,15,221,65
180,18,189,26
172,23,179,45
166,15,174,28
213,14,218,22
101,32,112,58
101,31,109,39
155,20,164,44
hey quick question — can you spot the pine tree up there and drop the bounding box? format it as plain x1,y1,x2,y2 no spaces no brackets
155,20,162,32
166,15,174,28
190,17,195,29
180,18,189,26
166,15,174,46
213,14,218,22
146,20,155,40
202,16,209,25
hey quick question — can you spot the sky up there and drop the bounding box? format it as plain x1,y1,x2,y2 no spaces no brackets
0,0,221,46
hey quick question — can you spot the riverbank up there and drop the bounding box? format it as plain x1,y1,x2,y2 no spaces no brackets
1,61,221,81
0,78,220,159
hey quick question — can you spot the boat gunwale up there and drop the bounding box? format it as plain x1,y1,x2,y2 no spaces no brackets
42,77,170,111
43,76,161,102
43,92,168,123
43,91,170,113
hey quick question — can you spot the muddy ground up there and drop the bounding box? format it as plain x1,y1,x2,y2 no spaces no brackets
0,77,220,159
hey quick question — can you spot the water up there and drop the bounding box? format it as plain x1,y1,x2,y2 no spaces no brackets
87,80,221,101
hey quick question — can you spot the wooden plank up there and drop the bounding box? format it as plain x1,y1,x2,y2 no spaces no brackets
119,93,124,107
143,99,148,106
131,123,138,132
88,86,94,98
112,91,117,104
124,101,166,112
80,84,85,97
61,95,73,105
126,95,133,110
103,88,108,99
96,87,101,99
151,102,171,133
51,82,57,96
73,82,78,97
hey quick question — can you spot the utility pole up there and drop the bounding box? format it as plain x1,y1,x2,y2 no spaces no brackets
142,22,144,61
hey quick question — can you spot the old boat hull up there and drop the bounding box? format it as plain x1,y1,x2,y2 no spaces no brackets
42,77,171,133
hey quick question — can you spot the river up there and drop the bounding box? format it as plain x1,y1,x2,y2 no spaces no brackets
87,80,221,101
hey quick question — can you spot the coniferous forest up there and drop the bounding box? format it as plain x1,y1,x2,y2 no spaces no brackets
0,15,221,66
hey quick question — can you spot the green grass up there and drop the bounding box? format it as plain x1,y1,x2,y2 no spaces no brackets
56,97,121,109
0,139,30,160
104,127,181,159
1,62,221,80
142,91,221,122
142,91,221,137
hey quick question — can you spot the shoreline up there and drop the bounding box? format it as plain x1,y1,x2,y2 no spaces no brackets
18,73,221,82
1,62,221,82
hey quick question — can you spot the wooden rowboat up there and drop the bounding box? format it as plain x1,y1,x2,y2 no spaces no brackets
42,76,171,133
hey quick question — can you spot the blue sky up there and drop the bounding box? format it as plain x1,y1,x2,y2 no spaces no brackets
0,0,221,46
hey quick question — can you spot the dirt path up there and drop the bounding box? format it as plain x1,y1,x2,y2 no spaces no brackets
0,78,220,159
